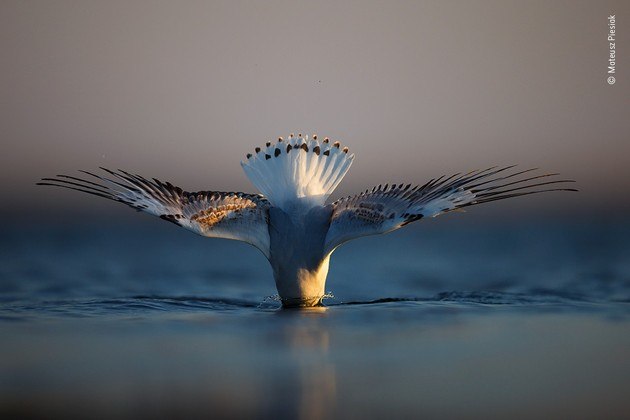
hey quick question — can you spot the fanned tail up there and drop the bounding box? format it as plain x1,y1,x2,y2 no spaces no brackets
240,133,354,210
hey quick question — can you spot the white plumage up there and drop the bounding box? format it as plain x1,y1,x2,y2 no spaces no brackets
39,133,576,307
241,134,354,211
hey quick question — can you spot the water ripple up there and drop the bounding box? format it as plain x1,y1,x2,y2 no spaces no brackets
1,291,628,321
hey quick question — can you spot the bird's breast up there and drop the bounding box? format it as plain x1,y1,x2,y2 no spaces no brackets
268,205,332,269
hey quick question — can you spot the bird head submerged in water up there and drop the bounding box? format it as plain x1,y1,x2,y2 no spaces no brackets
38,133,576,307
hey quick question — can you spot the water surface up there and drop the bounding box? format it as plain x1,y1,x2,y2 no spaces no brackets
1,218,629,418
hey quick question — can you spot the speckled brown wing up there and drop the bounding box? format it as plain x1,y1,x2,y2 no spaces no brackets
38,168,272,258
324,166,576,253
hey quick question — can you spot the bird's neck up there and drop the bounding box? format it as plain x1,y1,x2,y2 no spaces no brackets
274,256,331,307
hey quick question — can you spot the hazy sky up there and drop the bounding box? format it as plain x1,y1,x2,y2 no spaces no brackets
1,0,628,217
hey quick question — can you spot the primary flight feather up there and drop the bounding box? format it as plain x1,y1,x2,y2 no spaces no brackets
38,133,576,307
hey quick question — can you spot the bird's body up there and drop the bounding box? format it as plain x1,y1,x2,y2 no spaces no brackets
39,134,576,307
269,204,332,306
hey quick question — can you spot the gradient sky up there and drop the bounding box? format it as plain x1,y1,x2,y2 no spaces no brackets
1,0,628,218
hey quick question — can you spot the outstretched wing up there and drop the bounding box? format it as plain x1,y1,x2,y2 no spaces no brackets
324,166,576,253
38,168,272,258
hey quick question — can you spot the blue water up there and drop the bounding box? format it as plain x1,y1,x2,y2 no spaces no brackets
1,216,629,418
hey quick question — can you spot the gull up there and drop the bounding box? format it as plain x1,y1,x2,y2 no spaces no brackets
38,134,576,307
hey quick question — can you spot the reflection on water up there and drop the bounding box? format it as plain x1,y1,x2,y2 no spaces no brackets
277,308,336,420
2,306,629,418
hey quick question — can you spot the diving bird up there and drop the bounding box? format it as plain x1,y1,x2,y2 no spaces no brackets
38,134,576,307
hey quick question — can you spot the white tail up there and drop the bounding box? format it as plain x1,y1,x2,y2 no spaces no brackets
241,134,354,210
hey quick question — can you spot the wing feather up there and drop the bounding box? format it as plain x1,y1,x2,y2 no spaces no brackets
324,167,576,253
38,169,272,258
